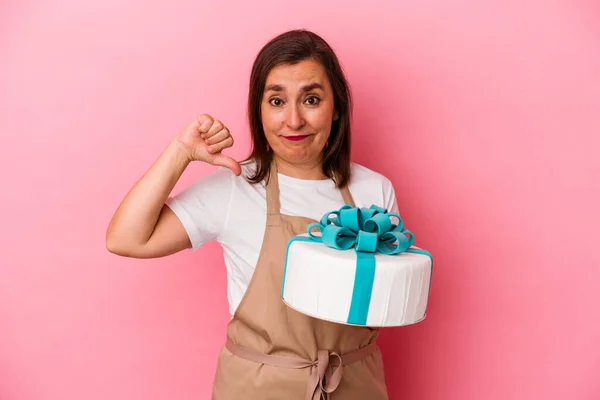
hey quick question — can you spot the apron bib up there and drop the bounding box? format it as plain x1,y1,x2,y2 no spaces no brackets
212,162,389,400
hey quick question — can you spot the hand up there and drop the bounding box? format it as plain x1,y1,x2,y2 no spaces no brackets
175,114,241,176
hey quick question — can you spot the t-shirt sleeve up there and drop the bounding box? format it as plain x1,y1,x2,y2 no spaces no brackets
382,177,400,215
165,167,233,251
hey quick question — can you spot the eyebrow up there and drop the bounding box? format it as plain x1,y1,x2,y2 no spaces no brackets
265,83,325,92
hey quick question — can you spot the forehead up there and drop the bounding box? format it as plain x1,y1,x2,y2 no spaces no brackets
265,59,331,90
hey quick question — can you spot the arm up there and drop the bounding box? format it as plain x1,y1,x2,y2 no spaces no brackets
106,115,241,259
106,140,192,258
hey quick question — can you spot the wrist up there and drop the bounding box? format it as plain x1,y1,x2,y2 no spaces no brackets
167,138,193,168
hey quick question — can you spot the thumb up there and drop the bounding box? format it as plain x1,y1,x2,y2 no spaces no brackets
212,154,242,176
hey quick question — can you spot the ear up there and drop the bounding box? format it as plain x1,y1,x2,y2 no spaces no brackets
333,110,340,121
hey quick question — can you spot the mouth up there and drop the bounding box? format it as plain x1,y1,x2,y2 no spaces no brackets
283,135,310,142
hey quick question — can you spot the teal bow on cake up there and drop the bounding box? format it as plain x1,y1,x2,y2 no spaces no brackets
307,204,415,255
303,204,422,325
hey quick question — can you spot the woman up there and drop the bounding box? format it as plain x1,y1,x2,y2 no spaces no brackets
107,29,398,399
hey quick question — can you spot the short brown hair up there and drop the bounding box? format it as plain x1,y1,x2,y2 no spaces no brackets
245,29,352,188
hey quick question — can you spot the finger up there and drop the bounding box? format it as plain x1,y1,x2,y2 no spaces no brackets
203,119,224,139
196,115,213,133
212,154,242,176
188,119,200,130
207,136,234,154
204,129,231,146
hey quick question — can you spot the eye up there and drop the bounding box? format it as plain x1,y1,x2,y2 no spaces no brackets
305,96,321,106
269,98,284,107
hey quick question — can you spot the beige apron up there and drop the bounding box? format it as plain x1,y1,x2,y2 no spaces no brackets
212,162,389,400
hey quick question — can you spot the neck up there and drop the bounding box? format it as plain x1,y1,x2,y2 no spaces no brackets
274,155,327,180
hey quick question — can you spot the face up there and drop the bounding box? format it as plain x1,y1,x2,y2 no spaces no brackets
261,59,339,166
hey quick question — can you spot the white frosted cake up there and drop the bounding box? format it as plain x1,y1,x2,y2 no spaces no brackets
281,205,433,327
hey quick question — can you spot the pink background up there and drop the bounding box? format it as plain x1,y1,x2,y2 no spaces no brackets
2,1,599,399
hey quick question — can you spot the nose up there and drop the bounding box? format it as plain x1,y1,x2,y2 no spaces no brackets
285,103,306,130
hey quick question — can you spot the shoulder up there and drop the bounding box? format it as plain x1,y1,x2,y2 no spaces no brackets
349,163,394,189
185,165,235,193
348,163,398,211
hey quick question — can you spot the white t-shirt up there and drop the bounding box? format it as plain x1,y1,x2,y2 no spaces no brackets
166,160,399,316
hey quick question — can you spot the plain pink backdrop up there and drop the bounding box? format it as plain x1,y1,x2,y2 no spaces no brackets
1,1,599,399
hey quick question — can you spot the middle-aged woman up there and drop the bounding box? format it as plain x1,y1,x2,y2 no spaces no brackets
107,29,398,399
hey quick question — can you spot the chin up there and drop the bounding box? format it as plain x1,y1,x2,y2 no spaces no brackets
286,148,324,164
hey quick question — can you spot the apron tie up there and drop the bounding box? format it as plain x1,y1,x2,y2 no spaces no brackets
306,350,343,400
225,339,378,399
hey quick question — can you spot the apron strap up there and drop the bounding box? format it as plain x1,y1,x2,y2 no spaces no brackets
340,184,356,207
266,160,281,216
